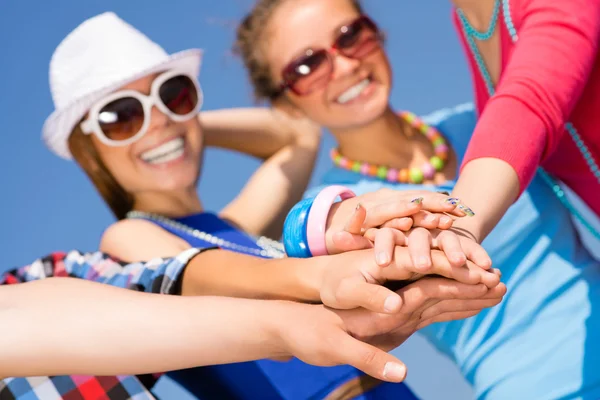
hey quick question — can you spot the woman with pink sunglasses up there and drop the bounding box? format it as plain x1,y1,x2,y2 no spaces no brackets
234,0,600,398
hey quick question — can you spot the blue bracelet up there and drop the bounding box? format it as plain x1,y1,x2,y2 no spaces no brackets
282,197,314,258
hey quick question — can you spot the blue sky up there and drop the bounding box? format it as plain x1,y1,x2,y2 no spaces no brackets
0,0,473,268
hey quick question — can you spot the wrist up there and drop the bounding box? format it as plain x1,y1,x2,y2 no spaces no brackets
283,185,355,258
450,219,483,243
324,202,343,253
258,300,294,359
307,186,356,256
288,257,326,303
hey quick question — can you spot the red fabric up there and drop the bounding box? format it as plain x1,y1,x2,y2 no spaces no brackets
454,0,600,215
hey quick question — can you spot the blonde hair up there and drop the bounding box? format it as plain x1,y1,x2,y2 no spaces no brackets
68,125,134,220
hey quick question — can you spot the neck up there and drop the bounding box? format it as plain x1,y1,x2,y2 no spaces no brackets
452,0,497,30
331,106,432,170
132,186,203,218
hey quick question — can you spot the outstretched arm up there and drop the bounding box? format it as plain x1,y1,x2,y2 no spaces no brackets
0,275,504,381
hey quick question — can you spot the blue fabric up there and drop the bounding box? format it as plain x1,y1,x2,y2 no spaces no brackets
309,103,600,399
144,212,418,399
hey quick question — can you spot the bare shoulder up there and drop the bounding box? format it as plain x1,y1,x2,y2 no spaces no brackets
101,218,162,242
100,218,190,262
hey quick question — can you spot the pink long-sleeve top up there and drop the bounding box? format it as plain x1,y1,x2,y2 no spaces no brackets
454,0,600,216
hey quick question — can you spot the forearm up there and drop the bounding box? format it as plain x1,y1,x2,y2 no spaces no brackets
0,278,289,378
220,136,320,237
181,249,324,302
457,0,600,198
201,108,319,159
451,158,519,242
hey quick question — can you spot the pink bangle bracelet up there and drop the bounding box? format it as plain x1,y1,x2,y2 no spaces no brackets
306,185,356,256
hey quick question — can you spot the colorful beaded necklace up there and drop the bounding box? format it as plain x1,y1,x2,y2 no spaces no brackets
330,111,449,184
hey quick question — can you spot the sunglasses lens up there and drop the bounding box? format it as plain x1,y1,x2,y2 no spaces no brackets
280,17,380,97
159,75,199,116
336,18,380,58
98,97,145,141
285,50,331,95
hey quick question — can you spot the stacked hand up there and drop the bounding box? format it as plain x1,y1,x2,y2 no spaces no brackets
272,276,504,383
272,189,504,383
325,189,491,271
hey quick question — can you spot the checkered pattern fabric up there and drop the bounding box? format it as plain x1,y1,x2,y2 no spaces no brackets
1,248,202,294
1,248,203,399
0,375,156,400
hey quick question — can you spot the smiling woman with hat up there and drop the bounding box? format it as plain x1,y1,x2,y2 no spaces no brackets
43,11,318,231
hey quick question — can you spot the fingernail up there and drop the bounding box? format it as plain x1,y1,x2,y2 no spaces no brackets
376,252,389,265
383,362,406,381
441,216,452,225
458,204,475,216
445,198,460,206
425,214,437,223
411,197,423,204
384,295,401,312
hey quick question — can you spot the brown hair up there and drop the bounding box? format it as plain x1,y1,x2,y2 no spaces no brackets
68,126,134,220
234,0,364,101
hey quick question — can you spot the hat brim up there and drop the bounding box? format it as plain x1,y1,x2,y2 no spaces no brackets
42,48,203,160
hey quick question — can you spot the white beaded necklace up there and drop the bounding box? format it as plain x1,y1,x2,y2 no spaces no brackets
126,211,286,259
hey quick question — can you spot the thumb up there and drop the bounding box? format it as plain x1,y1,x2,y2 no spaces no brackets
337,334,408,383
330,231,373,253
334,279,402,313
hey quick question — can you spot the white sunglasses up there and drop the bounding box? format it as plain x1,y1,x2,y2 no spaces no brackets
80,69,203,147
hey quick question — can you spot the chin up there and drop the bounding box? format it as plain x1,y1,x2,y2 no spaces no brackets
156,177,197,193
351,96,389,127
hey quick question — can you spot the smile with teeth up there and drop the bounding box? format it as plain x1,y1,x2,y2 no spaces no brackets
141,137,185,164
336,78,371,104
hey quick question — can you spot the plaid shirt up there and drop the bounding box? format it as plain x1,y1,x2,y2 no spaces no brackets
0,248,202,400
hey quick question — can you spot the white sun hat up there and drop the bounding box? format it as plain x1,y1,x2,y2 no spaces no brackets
42,12,203,159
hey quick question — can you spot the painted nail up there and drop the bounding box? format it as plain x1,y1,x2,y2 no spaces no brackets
411,197,423,204
384,295,401,312
445,198,460,206
458,204,475,216
383,362,407,381
376,252,389,265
